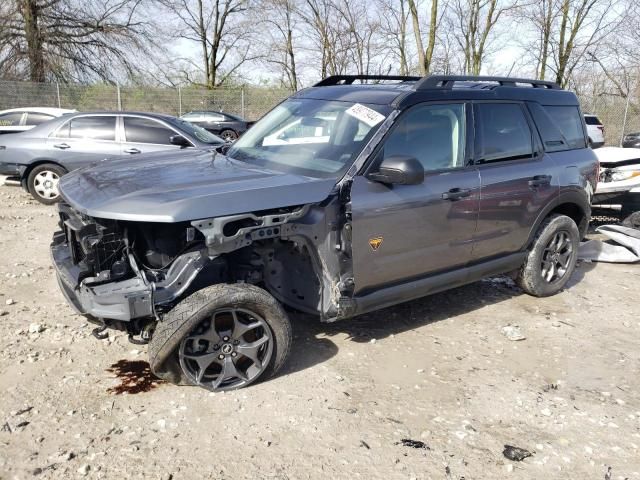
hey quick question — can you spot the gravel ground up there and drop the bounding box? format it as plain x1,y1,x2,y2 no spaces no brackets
0,181,639,480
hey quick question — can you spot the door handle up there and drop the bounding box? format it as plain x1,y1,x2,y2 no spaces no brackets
124,148,141,154
53,143,70,149
528,175,552,187
442,188,471,201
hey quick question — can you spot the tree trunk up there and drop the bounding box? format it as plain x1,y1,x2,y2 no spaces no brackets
424,0,438,73
555,0,569,86
21,0,45,82
408,0,426,75
286,25,297,90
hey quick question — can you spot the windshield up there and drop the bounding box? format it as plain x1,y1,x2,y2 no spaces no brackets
171,118,224,144
226,98,391,178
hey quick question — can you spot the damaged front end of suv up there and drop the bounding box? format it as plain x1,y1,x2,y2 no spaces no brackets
52,196,352,333
50,93,391,391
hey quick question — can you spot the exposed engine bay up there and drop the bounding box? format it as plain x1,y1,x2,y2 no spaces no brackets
52,197,354,339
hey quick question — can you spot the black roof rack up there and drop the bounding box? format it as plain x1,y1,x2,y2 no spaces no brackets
415,75,560,90
314,75,422,86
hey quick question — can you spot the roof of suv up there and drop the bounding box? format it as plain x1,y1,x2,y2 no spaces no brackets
296,75,579,107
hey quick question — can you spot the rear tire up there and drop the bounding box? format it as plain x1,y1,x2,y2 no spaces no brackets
149,283,292,391
27,163,66,205
516,214,579,297
219,129,238,142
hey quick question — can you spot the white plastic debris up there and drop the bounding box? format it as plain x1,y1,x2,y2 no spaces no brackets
501,325,526,341
579,225,640,263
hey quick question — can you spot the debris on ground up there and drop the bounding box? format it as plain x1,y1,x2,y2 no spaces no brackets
500,325,526,341
579,225,640,262
502,445,533,461
396,439,430,449
28,323,44,334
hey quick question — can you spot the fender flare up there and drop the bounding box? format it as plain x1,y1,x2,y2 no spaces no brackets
526,189,591,247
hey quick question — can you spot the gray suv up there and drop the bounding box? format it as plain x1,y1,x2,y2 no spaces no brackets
0,112,223,204
50,75,598,391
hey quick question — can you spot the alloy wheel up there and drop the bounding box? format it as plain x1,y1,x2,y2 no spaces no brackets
178,308,274,391
540,230,573,283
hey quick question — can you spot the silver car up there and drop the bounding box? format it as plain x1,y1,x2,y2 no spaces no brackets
0,107,76,134
0,111,224,204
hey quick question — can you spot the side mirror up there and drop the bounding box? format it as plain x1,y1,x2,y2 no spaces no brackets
368,155,424,185
170,134,191,147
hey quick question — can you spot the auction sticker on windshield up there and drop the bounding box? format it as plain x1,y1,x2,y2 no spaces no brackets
346,103,386,127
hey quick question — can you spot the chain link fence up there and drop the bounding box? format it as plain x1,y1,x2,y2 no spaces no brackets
2,80,639,144
0,80,292,121
578,93,640,147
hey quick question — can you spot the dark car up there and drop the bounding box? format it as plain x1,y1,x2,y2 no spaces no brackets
51,75,597,392
622,132,640,148
0,111,223,204
180,111,254,142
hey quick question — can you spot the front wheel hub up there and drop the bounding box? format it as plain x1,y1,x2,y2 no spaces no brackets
178,308,273,391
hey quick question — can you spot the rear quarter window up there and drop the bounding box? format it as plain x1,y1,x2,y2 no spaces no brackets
544,105,586,149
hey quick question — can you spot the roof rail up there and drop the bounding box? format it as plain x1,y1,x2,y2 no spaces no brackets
314,75,422,87
415,75,561,90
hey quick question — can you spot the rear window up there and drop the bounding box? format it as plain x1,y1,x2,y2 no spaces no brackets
584,116,602,125
544,106,586,149
0,112,23,126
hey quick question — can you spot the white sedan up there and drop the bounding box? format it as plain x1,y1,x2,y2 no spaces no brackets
593,147,640,215
0,107,76,134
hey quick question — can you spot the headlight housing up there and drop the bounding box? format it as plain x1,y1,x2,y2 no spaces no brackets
610,169,640,182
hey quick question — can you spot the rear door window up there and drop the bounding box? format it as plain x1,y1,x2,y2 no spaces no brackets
63,116,116,141
584,116,602,125
544,106,586,149
124,117,176,145
474,103,534,163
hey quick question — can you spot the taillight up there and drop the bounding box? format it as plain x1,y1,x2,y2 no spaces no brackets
597,125,605,136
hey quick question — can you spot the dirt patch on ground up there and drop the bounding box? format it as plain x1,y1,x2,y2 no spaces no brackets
0,182,639,479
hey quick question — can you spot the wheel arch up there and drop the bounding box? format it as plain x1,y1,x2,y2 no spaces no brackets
527,193,590,246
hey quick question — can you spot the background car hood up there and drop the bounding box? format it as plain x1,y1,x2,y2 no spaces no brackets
594,146,640,167
59,150,337,222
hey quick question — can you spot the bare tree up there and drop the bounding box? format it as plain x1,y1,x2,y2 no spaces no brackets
407,0,439,74
552,0,619,87
525,0,557,80
0,0,154,82
158,0,259,87
378,0,411,75
450,0,521,75
260,0,299,89
333,0,381,76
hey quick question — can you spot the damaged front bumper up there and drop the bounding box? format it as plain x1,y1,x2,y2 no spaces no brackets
51,230,154,321
51,229,209,322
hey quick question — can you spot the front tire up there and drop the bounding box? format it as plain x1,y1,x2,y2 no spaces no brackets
149,284,292,391
516,214,579,297
27,163,66,205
